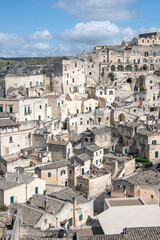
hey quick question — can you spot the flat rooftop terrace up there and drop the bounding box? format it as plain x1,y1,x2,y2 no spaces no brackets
107,198,145,207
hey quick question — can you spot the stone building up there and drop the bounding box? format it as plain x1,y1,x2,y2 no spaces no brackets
112,169,160,204
0,172,45,205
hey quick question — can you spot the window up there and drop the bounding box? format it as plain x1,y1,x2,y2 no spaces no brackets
82,168,84,175
9,106,13,113
45,103,47,108
44,219,47,224
30,81,32,87
75,63,77,67
69,218,72,226
35,187,38,194
0,106,3,112
72,78,74,83
100,91,103,95
152,140,157,145
144,52,149,57
62,100,64,104
109,91,113,95
9,136,13,143
79,214,83,221
95,106,98,109
76,109,79,114
61,170,66,175
70,170,72,174
153,52,156,57
25,118,27,121
39,105,42,109
38,115,41,121
96,160,98,165
68,148,70,153
40,82,43,86
24,107,27,114
96,152,98,156
86,107,88,111
10,196,14,204
125,149,127,154
48,172,51,178
36,81,38,86
58,102,60,107
155,151,158,158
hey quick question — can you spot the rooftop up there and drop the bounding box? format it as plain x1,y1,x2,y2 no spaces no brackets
29,194,66,214
49,188,87,204
124,169,160,185
98,204,160,235
39,159,70,170
85,144,102,153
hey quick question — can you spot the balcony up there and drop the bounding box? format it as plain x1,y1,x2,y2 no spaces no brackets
24,110,32,115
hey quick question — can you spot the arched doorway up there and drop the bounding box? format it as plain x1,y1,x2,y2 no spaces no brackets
118,113,126,123
150,64,154,70
127,78,132,83
117,65,124,71
134,65,138,71
125,65,132,71
111,65,116,71
143,65,148,71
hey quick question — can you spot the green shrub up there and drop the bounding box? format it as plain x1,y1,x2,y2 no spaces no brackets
0,205,8,211
141,162,153,169
140,87,146,92
75,185,81,192
135,158,149,163
150,107,157,112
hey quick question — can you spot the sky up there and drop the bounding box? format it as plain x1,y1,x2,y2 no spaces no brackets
0,0,160,57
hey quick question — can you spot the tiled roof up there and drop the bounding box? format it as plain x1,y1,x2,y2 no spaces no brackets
0,119,20,127
29,194,66,214
49,188,87,204
80,227,160,240
9,203,43,225
47,140,69,146
85,144,102,152
124,170,160,185
40,159,70,170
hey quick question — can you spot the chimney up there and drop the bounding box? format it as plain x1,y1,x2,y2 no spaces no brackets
86,193,90,200
72,197,77,227
45,196,48,211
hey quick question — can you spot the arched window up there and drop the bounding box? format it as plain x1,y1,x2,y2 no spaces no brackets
144,52,149,57
109,90,113,95
153,52,156,57
143,58,147,63
61,170,66,175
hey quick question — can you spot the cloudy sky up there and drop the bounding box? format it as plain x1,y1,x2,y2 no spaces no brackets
0,0,160,57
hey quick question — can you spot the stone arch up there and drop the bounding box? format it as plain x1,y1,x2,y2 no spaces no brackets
134,65,138,71
143,64,148,71
111,65,116,71
125,65,132,71
118,113,126,123
117,65,124,71
143,58,147,63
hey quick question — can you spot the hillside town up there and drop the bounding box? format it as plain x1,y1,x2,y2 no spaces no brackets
1,32,160,239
